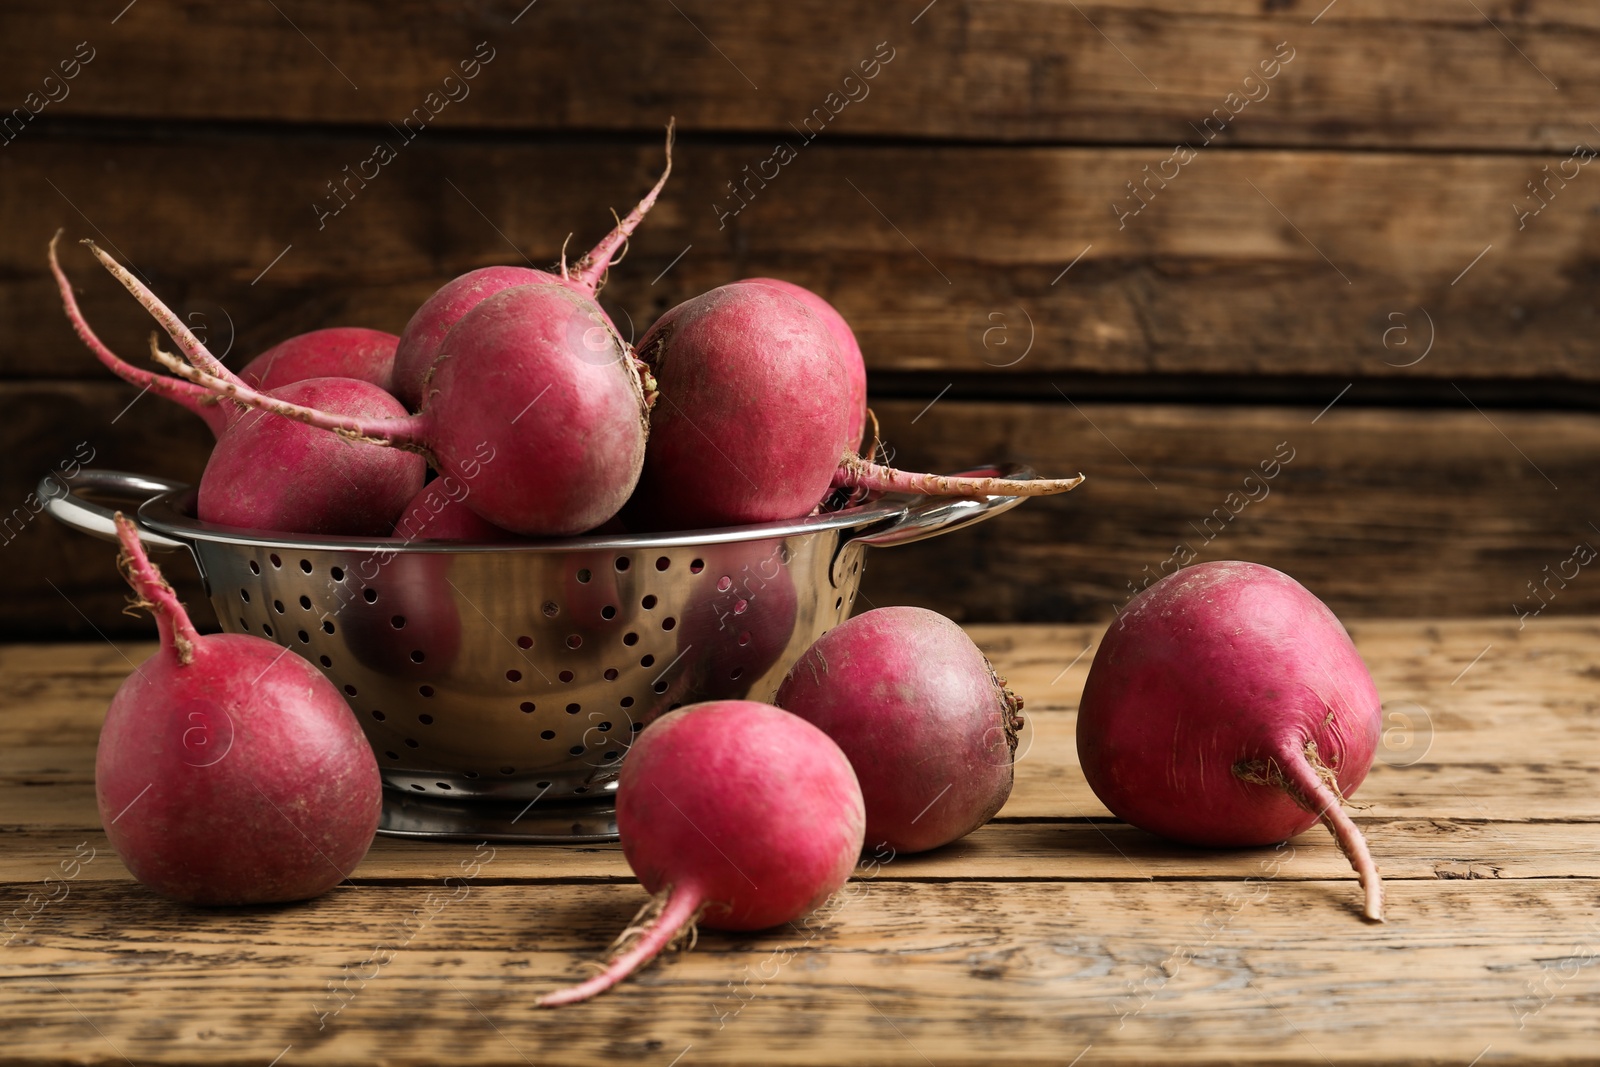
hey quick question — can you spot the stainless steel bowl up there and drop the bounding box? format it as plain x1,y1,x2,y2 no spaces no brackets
46,468,1037,841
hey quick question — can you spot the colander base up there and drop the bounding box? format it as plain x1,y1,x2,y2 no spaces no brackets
376,789,618,842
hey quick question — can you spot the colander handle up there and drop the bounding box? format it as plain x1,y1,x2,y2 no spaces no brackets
41,469,189,551
832,464,1039,582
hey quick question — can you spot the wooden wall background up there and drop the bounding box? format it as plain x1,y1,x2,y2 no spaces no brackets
1,1,1596,640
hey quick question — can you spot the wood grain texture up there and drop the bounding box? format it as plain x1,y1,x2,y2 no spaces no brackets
0,1,1595,149
2,622,1599,1064
4,616,1597,832
858,399,1600,623
0,819,1587,887
7,881,1600,1065
6,136,1599,384
5,386,1596,637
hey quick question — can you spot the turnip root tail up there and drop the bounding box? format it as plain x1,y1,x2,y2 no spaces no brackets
536,886,703,1008
571,119,675,294
1235,744,1385,923
82,240,243,387
832,454,1085,498
149,340,431,453
991,666,1025,756
113,512,201,666
49,233,229,435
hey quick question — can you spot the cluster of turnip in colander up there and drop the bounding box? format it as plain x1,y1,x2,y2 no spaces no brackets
53,124,1081,543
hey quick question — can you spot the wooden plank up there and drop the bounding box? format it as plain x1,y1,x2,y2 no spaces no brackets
0,818,1587,886
1,2,1596,150
4,618,1598,836
7,137,1600,384
859,401,1600,622
3,880,1598,1065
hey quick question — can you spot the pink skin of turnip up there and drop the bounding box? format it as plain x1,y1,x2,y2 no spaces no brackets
537,700,865,1007
744,278,868,450
626,282,1084,531
1076,560,1386,922
390,122,674,409
196,374,425,536
392,266,556,409
776,606,1023,853
99,513,382,905
240,327,399,394
624,283,851,530
391,477,518,541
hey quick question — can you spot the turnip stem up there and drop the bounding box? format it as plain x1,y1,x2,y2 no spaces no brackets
84,240,243,387
50,233,229,436
150,341,431,452
832,454,1085,497
114,512,201,666
536,887,702,1008
572,120,675,293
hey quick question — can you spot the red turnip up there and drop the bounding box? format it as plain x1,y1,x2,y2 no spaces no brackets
776,606,1023,853
745,278,868,449
240,327,399,393
1076,560,1385,921
537,700,864,1007
626,282,1083,531
94,245,646,537
195,374,425,535
98,513,382,905
392,477,517,542
390,123,674,408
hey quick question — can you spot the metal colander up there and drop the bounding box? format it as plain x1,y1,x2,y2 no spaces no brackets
46,468,1035,841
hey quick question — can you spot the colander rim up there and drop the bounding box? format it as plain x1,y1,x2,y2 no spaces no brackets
135,484,913,554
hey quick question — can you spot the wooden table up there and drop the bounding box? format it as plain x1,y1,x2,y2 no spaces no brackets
4,619,1597,1065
